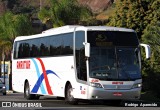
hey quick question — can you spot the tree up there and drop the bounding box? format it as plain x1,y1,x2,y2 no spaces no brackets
107,0,160,98
1,0,36,14
142,0,160,69
142,22,160,69
0,12,33,60
143,0,160,27
138,0,160,98
107,0,148,38
141,22,160,98
38,0,92,27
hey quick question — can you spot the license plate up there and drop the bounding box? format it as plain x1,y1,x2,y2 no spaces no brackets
113,92,122,96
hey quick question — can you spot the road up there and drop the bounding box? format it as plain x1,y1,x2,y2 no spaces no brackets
0,92,159,110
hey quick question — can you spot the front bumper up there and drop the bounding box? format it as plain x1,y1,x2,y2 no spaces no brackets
88,87,141,100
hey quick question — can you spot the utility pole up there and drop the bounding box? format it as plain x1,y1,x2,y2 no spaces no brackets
0,59,1,77
2,52,5,85
40,0,42,10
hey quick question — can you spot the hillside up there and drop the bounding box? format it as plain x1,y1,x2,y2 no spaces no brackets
0,0,114,16
78,0,114,13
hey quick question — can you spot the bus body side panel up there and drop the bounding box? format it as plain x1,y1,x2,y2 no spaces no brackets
12,59,37,93
12,56,76,97
72,82,88,99
37,56,75,96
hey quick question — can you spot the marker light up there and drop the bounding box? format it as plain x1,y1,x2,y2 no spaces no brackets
132,83,142,89
90,82,103,88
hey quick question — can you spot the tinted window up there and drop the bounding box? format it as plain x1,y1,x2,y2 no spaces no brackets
87,31,139,47
17,41,30,58
61,34,73,55
40,37,50,56
14,33,73,59
49,33,73,56
75,31,87,81
30,39,40,57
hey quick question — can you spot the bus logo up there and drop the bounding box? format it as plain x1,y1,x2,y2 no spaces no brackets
96,34,107,42
17,60,30,69
112,82,123,85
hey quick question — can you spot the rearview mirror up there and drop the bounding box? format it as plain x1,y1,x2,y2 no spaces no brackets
140,44,151,59
83,42,90,57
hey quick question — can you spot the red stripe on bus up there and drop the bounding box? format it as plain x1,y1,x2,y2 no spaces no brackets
36,58,53,95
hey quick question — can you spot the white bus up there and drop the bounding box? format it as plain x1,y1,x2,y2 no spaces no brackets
12,25,150,104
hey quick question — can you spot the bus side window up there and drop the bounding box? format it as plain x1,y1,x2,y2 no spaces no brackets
13,42,18,59
75,31,87,81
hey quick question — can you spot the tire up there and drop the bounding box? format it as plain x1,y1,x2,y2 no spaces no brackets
113,100,122,105
105,100,121,106
3,92,6,95
65,84,78,105
34,95,40,100
24,82,39,100
57,97,65,100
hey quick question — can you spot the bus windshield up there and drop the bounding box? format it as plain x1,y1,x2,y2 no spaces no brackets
87,31,141,81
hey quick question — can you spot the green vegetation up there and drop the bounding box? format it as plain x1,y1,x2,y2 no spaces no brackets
141,91,160,102
0,0,160,101
142,22,160,99
38,0,92,27
0,11,32,60
107,0,160,99
108,0,146,38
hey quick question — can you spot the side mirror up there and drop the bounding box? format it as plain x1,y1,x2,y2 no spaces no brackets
83,42,90,57
140,44,151,59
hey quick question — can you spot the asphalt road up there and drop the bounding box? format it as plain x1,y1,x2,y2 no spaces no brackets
0,92,159,110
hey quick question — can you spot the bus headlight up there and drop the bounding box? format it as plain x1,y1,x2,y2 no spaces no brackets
90,82,103,88
2,86,6,89
132,83,142,89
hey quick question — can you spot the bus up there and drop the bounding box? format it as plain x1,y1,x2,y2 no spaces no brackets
12,25,150,104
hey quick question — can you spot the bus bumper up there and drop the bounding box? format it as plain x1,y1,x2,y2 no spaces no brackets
87,87,141,100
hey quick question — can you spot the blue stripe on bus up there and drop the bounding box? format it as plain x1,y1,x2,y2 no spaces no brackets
31,59,46,94
31,70,60,93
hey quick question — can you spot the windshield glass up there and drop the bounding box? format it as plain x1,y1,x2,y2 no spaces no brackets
88,31,141,81
116,47,141,80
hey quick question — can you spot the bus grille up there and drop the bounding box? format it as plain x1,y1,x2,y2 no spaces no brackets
103,85,132,90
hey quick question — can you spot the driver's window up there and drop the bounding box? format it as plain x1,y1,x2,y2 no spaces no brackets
75,31,87,81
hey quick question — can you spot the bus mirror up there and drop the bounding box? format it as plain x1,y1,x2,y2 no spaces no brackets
140,44,151,59
83,42,90,57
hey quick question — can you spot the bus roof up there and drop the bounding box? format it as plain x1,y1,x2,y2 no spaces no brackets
14,25,135,41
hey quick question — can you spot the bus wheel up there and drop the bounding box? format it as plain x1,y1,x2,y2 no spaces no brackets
24,82,34,100
3,92,6,95
65,84,78,105
57,97,65,100
34,95,40,100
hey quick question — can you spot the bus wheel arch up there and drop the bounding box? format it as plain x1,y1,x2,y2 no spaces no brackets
65,81,78,105
24,80,40,100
